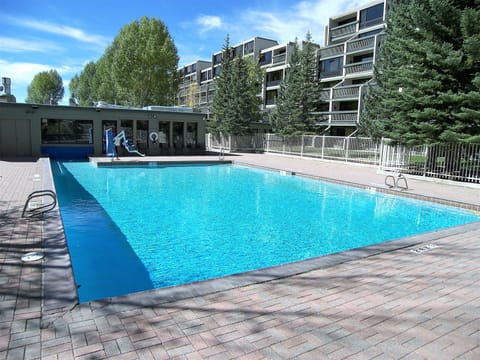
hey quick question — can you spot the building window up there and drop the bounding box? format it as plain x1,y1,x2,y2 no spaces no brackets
234,46,243,58
136,120,148,152
120,120,134,140
265,90,277,105
359,3,384,29
41,119,93,144
173,122,184,148
213,53,222,65
186,123,197,148
244,41,254,54
158,121,170,148
259,51,272,66
319,57,344,78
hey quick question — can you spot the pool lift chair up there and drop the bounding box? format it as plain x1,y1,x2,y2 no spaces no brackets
113,130,145,157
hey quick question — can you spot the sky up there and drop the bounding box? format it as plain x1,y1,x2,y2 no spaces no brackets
1,0,374,105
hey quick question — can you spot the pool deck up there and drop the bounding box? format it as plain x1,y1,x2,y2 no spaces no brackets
1,154,479,359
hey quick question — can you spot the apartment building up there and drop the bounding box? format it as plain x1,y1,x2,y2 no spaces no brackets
177,60,211,110
176,0,387,135
177,37,278,115
259,40,322,117
316,0,387,135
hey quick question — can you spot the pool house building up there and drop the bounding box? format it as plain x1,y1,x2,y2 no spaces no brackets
0,102,206,158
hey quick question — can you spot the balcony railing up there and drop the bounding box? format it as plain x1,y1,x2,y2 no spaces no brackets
265,98,276,105
319,44,344,58
344,60,373,75
319,69,343,79
313,111,358,126
272,54,287,65
346,36,375,53
332,85,360,99
330,22,357,40
266,79,282,88
319,89,331,101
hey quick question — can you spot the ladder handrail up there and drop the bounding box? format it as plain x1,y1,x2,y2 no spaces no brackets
384,173,409,191
22,190,57,218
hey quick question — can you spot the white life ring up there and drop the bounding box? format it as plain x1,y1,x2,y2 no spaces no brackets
149,131,159,142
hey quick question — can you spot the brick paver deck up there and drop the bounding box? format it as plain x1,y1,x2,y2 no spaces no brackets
1,154,479,359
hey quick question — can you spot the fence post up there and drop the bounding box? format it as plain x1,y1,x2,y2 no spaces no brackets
379,137,385,170
321,135,325,159
301,135,304,157
345,137,350,163
266,134,270,153
283,136,285,154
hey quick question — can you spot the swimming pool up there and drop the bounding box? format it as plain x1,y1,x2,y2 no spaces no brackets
52,161,479,302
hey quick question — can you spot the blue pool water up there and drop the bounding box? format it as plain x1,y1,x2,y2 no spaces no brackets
52,161,479,302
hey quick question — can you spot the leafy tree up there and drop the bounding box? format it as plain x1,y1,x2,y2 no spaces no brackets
74,62,98,106
272,32,320,136
73,16,179,107
210,35,263,135
93,48,117,104
361,0,480,145
26,69,64,104
68,74,80,104
111,17,180,107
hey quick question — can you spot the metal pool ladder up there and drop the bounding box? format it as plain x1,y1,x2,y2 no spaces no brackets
22,190,57,218
385,173,409,191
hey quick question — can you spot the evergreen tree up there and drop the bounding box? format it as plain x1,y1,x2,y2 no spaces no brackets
272,32,320,136
361,0,480,145
26,69,64,105
210,35,263,136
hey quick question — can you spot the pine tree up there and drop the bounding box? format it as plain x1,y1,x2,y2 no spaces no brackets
361,0,480,145
209,36,235,135
272,32,320,136
210,35,263,136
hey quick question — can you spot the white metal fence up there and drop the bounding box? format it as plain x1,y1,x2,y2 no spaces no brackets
265,134,380,165
379,142,480,184
205,133,480,184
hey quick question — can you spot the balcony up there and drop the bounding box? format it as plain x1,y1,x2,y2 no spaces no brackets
332,85,360,99
272,54,287,65
319,69,343,79
330,22,357,41
319,44,344,58
265,98,276,106
344,60,373,76
346,36,375,53
319,89,331,101
266,80,282,88
313,111,358,126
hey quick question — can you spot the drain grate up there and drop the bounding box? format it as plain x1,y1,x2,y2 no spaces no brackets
410,244,439,254
21,252,45,262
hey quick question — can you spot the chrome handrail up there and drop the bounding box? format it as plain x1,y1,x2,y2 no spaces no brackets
22,190,57,218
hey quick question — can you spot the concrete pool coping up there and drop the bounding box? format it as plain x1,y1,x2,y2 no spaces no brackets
44,155,480,314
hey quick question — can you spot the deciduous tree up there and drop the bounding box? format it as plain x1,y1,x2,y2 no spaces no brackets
26,69,64,105
73,16,179,107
